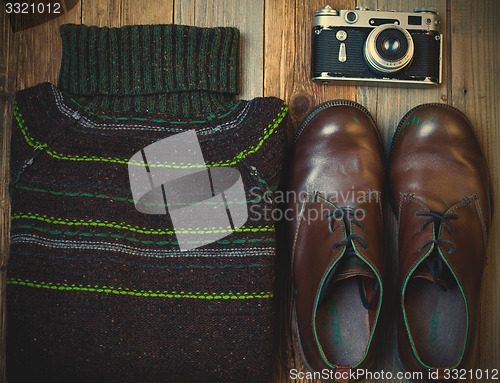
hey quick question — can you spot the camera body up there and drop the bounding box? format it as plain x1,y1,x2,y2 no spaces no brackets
312,5,442,86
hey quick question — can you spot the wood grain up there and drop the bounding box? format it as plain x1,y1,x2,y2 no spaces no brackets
81,0,174,27
11,2,81,91
0,3,13,95
263,0,356,132
450,0,500,379
175,0,263,100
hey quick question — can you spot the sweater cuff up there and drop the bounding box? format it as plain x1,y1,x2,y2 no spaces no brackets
58,24,240,98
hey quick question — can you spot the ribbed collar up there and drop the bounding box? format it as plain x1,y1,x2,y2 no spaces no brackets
57,24,240,118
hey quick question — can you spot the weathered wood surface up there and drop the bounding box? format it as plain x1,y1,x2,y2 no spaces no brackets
82,0,174,27
0,1,498,382
264,0,356,132
450,1,500,380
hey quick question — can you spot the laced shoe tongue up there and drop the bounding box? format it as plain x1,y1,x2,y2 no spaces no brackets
318,246,376,308
319,206,379,309
412,267,451,291
332,252,374,283
411,250,456,291
411,266,435,281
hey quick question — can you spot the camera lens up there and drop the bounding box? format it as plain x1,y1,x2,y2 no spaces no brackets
382,37,400,54
376,29,408,60
364,24,414,74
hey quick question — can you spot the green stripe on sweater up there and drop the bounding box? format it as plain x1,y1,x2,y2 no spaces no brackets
11,213,274,235
14,184,265,205
10,225,275,245
6,278,273,299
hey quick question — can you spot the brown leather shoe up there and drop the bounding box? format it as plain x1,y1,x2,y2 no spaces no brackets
287,101,385,382
390,104,492,380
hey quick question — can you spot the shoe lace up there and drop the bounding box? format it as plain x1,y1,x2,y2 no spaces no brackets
415,210,459,291
319,207,379,309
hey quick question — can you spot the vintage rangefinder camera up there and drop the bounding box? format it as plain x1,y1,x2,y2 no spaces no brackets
312,5,442,85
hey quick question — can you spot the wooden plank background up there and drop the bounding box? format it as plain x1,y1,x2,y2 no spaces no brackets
0,0,498,382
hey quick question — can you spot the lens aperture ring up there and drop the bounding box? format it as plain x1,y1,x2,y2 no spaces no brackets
364,24,414,74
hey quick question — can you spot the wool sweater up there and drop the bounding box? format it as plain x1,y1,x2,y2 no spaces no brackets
7,24,288,383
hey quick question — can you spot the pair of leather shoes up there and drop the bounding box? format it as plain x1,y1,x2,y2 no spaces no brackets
287,100,492,382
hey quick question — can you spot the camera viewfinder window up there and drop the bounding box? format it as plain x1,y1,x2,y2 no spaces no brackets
408,16,422,25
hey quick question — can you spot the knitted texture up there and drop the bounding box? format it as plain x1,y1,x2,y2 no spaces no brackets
58,24,240,116
7,24,288,383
